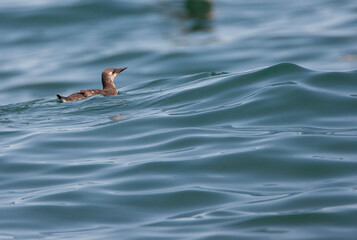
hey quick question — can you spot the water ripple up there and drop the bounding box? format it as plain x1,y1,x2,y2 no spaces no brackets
1,1,357,236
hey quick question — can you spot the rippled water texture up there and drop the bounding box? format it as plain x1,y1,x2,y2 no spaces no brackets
1,1,357,240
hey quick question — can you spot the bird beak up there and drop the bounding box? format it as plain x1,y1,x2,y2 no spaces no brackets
114,67,127,74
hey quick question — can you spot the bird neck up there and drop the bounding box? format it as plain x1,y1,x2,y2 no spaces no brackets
103,81,116,90
102,76,116,91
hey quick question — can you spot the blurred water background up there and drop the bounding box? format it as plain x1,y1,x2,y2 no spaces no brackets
1,0,357,239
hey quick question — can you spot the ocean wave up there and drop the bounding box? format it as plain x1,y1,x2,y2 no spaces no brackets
1,63,357,239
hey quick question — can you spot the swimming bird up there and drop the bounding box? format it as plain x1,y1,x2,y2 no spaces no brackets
57,67,127,102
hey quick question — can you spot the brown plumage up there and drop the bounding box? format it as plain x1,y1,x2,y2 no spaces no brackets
57,67,127,102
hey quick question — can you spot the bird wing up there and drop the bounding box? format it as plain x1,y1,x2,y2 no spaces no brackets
79,89,102,97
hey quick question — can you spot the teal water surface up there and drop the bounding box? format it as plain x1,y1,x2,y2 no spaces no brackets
1,1,357,240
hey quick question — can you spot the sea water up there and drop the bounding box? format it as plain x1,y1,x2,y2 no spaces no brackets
0,1,357,239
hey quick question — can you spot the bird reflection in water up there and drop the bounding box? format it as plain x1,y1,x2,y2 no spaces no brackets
109,114,126,122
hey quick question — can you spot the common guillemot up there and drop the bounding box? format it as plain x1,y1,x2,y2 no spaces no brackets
57,67,127,102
